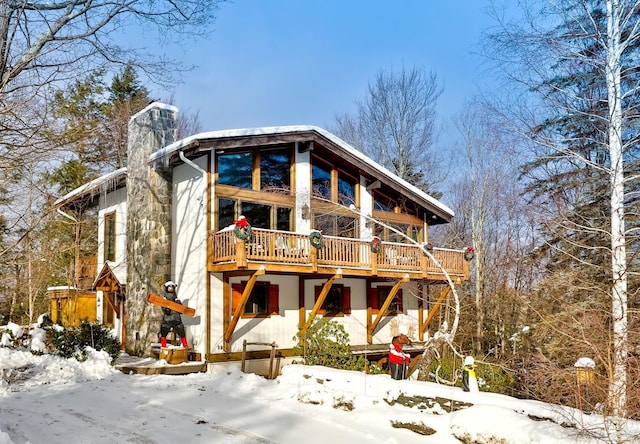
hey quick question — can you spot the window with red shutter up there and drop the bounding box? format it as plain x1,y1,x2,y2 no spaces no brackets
314,284,350,315
232,281,279,317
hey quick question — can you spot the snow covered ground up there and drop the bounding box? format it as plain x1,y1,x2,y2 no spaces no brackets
2,346,639,444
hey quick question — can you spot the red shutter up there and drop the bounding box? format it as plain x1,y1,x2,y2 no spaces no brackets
268,284,280,315
397,289,403,313
314,285,322,301
231,283,243,314
368,287,380,311
342,286,351,314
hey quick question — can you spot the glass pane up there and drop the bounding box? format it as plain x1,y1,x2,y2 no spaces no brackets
314,213,335,236
374,193,394,212
104,213,116,262
312,162,331,199
218,152,253,189
261,149,291,192
241,202,272,229
338,174,356,206
336,216,357,238
246,284,268,315
276,207,292,231
324,287,342,314
218,198,236,230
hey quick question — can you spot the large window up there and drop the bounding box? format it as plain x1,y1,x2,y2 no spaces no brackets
217,197,292,232
314,284,351,315
232,281,280,317
104,212,116,262
261,148,291,192
218,152,253,189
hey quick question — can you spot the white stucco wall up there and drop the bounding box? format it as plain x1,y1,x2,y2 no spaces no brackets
172,155,208,353
97,187,127,273
207,274,423,356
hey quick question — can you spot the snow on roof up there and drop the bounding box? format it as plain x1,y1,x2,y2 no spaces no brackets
151,125,454,218
56,122,453,220
97,260,127,286
54,167,127,207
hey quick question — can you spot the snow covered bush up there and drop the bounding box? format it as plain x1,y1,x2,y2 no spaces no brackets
49,321,120,363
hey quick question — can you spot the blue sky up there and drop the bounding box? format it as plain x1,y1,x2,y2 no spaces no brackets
153,0,504,142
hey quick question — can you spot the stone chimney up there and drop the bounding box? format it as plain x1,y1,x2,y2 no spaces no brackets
125,103,178,356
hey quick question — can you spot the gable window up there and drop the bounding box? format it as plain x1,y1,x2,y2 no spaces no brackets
232,281,280,317
314,284,351,316
367,286,403,315
104,212,116,262
261,148,291,192
218,152,253,189
312,161,332,200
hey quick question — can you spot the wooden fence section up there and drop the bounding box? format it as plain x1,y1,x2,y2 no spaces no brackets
209,228,469,280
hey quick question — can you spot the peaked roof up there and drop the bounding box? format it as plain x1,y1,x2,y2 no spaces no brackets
152,125,454,221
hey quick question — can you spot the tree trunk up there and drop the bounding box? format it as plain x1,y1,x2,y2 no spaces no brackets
605,0,628,420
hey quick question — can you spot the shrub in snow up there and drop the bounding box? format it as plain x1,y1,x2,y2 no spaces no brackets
49,321,120,363
292,319,377,373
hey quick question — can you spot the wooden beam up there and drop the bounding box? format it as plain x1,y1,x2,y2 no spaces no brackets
300,270,342,335
223,266,265,348
419,282,457,338
367,275,409,343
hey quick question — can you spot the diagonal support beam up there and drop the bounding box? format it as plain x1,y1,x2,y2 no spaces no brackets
224,266,265,346
368,275,409,343
419,280,458,338
300,270,342,336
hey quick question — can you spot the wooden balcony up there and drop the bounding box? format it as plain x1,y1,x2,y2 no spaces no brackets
209,228,469,281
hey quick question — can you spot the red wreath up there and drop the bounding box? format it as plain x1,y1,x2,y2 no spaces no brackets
464,246,475,262
370,236,382,253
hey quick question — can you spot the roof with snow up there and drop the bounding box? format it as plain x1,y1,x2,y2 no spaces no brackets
56,122,453,222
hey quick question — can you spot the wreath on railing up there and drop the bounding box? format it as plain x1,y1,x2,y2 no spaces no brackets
464,246,475,262
233,216,252,241
234,224,252,241
309,230,324,249
423,242,434,253
370,236,382,254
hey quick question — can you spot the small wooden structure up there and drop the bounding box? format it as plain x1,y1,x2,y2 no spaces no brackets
241,340,279,379
47,286,97,327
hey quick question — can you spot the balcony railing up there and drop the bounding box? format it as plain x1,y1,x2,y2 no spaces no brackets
209,228,469,280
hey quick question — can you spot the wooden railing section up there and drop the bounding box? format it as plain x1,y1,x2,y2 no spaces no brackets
209,228,469,280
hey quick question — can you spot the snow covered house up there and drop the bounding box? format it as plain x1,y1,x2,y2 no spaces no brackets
52,102,469,365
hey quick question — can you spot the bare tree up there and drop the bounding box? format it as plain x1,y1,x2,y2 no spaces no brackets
0,0,222,173
334,65,444,195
